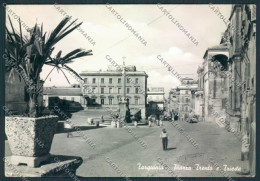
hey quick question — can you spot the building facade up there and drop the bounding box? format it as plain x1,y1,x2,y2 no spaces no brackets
43,85,84,112
197,4,256,175
168,78,198,121
194,66,204,121
147,87,165,108
146,87,165,118
201,44,230,123
168,88,179,116
227,4,256,174
80,65,148,118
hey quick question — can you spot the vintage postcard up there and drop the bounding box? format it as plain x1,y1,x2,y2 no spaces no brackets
2,1,257,180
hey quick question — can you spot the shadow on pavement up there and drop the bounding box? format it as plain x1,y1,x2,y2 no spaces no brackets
167,147,177,150
56,126,106,134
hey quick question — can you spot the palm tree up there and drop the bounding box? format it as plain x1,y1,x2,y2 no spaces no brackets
5,16,92,117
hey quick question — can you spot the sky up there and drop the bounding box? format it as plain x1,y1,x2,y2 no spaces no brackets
7,4,232,95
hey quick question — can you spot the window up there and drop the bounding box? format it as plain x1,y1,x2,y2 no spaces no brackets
135,78,139,84
101,99,104,105
185,91,188,94
71,97,74,102
109,98,113,105
93,99,96,103
185,107,188,112
135,88,139,94
101,87,104,94
186,98,189,103
118,88,121,94
101,78,104,84
135,98,139,105
84,78,88,83
127,88,130,94
109,78,113,84
109,88,113,94
127,78,130,83
92,78,96,84
92,88,96,93
118,78,121,84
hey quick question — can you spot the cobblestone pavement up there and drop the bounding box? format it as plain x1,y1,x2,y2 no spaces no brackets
5,110,250,177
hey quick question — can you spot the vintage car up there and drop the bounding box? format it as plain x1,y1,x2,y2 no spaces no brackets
188,115,199,123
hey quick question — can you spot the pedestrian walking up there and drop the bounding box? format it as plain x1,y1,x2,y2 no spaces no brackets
160,128,168,151
156,119,159,126
174,113,179,121
148,120,152,127
64,122,74,138
134,120,138,127
159,119,163,127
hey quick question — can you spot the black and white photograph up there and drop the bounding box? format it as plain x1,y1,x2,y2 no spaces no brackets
1,1,258,180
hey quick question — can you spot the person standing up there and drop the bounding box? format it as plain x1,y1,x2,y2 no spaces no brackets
134,120,138,127
64,121,74,138
148,120,152,127
100,115,104,122
174,113,178,121
159,115,164,127
159,119,163,127
160,128,168,150
156,119,159,126
148,116,152,127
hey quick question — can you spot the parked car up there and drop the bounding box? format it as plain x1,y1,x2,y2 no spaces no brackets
188,115,198,123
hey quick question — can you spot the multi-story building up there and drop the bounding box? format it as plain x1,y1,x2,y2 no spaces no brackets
194,66,204,121
200,43,230,123
168,88,179,117
197,4,256,175
227,4,256,174
80,65,148,118
169,78,198,121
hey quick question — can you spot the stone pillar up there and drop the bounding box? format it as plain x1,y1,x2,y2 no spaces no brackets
241,60,249,160
118,60,131,123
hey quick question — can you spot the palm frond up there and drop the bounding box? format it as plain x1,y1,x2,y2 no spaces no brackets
62,64,83,81
8,16,18,42
59,17,78,35
18,18,23,47
51,22,83,46
60,48,83,61
45,17,70,47
62,50,92,63
59,68,71,84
